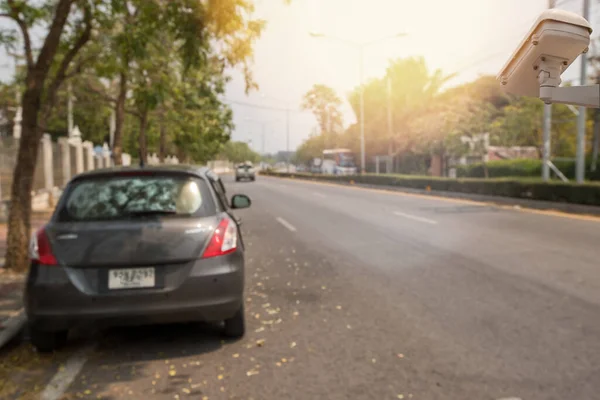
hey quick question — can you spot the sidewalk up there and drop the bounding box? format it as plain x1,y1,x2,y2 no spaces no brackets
0,210,53,349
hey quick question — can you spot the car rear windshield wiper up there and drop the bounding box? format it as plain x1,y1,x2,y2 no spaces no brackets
125,210,178,218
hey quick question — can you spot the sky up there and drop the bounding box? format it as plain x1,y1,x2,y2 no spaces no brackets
1,0,598,154
225,0,600,154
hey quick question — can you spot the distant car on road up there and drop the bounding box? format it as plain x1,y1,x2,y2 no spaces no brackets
235,163,256,182
26,165,251,352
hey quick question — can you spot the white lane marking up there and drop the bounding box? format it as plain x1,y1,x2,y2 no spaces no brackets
41,345,94,400
393,211,438,225
312,192,327,198
276,217,297,232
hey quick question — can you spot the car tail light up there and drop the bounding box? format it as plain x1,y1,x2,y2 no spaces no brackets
30,227,58,265
202,216,238,258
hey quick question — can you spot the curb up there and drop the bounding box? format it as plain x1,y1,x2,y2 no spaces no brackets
0,309,26,350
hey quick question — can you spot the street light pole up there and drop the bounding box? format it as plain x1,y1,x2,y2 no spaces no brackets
575,0,590,183
286,108,291,172
359,46,365,174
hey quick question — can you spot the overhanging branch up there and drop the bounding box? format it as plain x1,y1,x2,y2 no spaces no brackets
44,2,92,113
6,0,34,67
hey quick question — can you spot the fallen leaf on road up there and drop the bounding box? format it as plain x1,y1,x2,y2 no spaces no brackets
293,311,299,316
152,381,156,386
296,300,300,305
397,354,404,359
347,325,352,329
256,339,266,347
218,374,224,380
397,395,404,399
336,305,342,310
254,313,261,319
255,327,265,333
247,369,260,377
321,285,326,290
262,303,271,308
232,353,240,358
275,362,282,367
169,370,177,377
372,358,376,364
286,282,291,286
290,342,296,348
220,386,225,392
281,358,287,363
155,373,160,379
84,390,92,395
182,388,191,394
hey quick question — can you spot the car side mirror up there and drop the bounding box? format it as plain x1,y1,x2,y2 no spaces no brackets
231,194,251,209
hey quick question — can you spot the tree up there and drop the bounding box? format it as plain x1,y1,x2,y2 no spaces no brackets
1,0,95,271
347,57,452,159
219,141,260,164
301,84,343,148
295,132,327,164
0,0,265,271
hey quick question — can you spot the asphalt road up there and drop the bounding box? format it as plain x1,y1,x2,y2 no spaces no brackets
4,174,600,400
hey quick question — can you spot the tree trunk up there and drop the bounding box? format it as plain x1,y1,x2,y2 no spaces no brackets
159,109,166,163
112,70,127,165
4,0,75,272
138,111,148,164
4,86,44,271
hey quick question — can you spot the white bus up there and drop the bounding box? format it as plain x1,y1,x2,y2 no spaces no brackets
321,148,357,175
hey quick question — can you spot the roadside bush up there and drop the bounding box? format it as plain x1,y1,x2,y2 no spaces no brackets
456,159,600,181
261,171,600,206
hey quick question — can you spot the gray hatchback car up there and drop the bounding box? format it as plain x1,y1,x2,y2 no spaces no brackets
26,165,250,352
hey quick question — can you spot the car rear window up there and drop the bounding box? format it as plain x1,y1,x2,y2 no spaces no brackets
57,173,216,222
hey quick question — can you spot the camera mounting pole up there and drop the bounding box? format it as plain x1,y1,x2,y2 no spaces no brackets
538,55,600,108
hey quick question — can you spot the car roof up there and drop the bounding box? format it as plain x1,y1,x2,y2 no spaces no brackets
70,164,212,181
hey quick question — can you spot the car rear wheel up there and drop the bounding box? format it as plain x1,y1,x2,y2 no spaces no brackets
29,327,68,353
223,304,245,338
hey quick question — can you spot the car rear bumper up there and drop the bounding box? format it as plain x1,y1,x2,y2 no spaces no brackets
25,253,244,332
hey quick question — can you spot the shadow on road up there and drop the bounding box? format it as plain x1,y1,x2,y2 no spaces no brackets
60,322,232,399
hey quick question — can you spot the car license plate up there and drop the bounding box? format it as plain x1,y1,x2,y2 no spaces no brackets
109,268,155,290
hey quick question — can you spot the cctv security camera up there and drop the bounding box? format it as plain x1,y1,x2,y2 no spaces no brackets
497,9,592,100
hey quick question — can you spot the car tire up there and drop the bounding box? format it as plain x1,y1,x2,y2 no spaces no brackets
223,304,245,338
29,327,68,353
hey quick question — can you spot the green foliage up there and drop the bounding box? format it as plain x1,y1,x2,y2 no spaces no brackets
295,133,327,164
263,171,600,206
218,141,260,164
457,159,600,181
301,84,343,135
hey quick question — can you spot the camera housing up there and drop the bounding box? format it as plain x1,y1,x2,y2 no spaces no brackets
497,9,592,97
